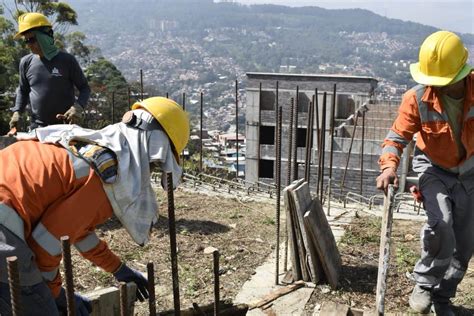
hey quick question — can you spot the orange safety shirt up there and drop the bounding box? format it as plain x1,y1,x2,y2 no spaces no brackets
379,73,474,173
0,140,121,297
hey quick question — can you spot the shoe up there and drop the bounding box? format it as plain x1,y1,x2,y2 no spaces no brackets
431,301,455,316
409,285,432,313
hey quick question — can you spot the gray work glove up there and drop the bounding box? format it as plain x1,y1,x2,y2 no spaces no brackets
56,105,82,124
9,111,20,129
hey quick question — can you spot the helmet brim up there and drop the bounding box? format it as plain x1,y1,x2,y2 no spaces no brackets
410,62,472,87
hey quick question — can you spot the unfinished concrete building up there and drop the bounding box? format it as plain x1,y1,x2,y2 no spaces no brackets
245,72,394,198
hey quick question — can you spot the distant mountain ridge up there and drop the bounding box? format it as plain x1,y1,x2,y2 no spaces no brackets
68,0,474,98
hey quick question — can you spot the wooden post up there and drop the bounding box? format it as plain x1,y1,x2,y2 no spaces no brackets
375,184,396,315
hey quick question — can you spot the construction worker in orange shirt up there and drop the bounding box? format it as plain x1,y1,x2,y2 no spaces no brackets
0,97,189,315
376,31,473,315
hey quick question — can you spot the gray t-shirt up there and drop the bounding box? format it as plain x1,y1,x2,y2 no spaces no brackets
11,51,90,126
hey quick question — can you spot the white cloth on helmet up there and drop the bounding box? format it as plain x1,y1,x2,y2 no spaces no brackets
16,122,182,246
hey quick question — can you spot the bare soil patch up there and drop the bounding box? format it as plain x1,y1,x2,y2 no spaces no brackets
68,187,277,314
303,214,474,315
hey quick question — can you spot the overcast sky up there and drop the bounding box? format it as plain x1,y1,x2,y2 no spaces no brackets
235,1,473,34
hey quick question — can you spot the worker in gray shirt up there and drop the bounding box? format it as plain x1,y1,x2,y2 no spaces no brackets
9,12,90,133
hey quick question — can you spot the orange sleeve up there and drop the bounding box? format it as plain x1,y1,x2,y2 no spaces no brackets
379,89,422,170
29,168,120,296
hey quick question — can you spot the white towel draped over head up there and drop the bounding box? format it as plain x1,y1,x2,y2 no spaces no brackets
17,120,182,246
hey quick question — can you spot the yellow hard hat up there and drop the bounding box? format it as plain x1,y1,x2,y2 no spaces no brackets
14,12,52,39
410,31,472,86
132,97,190,161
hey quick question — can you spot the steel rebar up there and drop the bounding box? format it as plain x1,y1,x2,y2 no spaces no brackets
293,86,299,181
147,262,157,316
314,90,320,195
360,111,366,196
181,92,186,173
287,98,295,186
200,92,204,173
275,106,282,284
140,69,144,100
166,173,180,315
235,80,239,178
120,282,128,316
328,84,337,181
319,92,327,201
213,250,220,316
7,256,21,316
127,87,131,108
61,236,76,316
305,101,314,183
340,111,360,193
257,82,262,184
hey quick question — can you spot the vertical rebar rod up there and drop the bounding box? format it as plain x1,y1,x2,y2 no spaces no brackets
287,98,295,186
319,93,327,201
140,69,144,100
127,87,131,108
111,91,115,124
200,92,203,173
181,92,186,173
341,112,360,192
305,101,314,183
213,250,220,316
120,282,128,316
328,84,337,183
61,236,76,316
275,106,282,283
166,92,169,99
275,81,279,145
314,91,320,195
360,111,366,196
257,82,262,183
235,80,239,178
166,173,180,315
147,262,157,316
293,86,299,181
7,256,21,316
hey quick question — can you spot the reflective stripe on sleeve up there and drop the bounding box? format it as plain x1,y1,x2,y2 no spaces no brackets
41,267,59,281
32,223,61,256
0,203,25,241
66,151,91,180
385,130,410,146
381,146,400,156
74,232,100,253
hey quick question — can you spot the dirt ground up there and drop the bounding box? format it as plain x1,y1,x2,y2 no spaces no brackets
68,187,277,314
67,187,474,315
303,214,474,315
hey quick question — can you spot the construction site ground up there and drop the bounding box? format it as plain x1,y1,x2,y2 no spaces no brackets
67,184,474,315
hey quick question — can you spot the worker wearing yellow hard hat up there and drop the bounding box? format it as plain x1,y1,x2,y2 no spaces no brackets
9,12,90,135
377,30,473,315
0,96,189,315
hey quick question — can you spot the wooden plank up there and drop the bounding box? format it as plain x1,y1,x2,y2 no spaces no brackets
320,301,349,316
303,198,341,288
283,179,305,281
285,179,311,281
86,282,137,316
375,185,396,315
248,280,305,309
292,182,324,283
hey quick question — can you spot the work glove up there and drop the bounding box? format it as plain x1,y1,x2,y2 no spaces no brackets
56,105,82,124
113,263,149,302
9,111,20,130
55,287,92,316
375,167,398,194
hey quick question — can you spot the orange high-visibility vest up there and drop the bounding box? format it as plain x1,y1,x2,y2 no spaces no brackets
0,141,121,297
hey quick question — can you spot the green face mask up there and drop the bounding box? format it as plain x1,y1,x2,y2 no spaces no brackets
32,29,58,61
